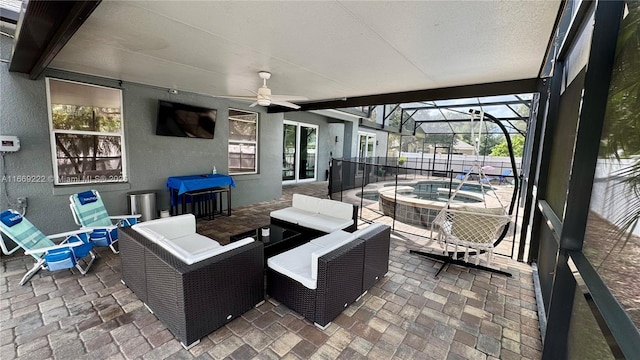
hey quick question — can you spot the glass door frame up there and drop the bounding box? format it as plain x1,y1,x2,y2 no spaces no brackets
357,131,377,161
282,120,319,185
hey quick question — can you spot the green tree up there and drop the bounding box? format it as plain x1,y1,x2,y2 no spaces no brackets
460,133,504,155
490,135,525,157
52,105,122,175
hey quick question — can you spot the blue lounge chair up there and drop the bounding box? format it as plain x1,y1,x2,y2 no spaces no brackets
480,177,494,184
69,190,140,254
456,169,470,180
498,169,512,184
0,209,96,285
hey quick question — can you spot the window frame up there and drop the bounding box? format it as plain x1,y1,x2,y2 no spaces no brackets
45,78,128,186
228,108,259,175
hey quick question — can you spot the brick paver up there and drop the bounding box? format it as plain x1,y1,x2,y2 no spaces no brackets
0,182,542,359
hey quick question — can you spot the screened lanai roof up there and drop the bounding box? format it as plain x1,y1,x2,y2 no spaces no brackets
351,93,533,137
404,93,532,136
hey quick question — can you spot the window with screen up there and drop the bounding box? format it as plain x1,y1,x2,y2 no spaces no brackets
46,78,126,185
228,109,258,174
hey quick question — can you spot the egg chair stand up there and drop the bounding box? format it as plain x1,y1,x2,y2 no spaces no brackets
410,110,519,278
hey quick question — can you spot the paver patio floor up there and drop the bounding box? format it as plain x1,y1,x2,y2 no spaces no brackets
0,182,542,359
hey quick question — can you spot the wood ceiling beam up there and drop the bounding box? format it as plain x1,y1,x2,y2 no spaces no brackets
9,0,101,79
268,78,542,113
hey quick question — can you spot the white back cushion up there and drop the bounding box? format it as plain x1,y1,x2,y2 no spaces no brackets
311,233,356,280
351,222,386,239
132,226,165,244
310,230,352,247
133,214,196,240
291,194,321,213
317,199,353,220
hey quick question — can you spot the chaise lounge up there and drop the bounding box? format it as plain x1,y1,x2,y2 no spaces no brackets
118,214,264,348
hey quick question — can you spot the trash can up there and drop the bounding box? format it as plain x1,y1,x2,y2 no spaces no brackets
127,190,157,222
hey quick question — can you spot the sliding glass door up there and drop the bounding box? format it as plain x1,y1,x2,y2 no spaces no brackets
283,121,318,184
358,132,376,160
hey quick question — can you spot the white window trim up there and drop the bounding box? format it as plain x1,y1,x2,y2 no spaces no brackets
46,78,128,186
228,108,259,175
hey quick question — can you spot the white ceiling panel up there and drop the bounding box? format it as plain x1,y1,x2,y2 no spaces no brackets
48,0,561,105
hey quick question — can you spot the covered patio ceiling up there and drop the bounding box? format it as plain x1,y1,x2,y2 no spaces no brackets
8,1,562,111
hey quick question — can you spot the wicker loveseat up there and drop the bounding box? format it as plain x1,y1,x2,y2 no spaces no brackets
270,194,358,233
267,223,390,328
118,215,264,348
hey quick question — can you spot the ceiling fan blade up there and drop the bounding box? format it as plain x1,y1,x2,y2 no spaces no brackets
214,95,255,101
270,95,309,102
249,101,259,107
271,100,301,110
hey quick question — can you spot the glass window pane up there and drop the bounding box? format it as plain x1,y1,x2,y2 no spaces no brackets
229,143,256,173
229,119,257,141
51,105,122,132
283,124,297,180
54,134,123,181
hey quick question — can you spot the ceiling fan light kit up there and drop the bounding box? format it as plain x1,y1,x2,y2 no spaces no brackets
217,71,308,110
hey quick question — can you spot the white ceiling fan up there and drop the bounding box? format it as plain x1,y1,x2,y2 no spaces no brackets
220,71,308,110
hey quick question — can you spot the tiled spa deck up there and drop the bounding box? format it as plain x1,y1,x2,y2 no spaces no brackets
0,182,542,359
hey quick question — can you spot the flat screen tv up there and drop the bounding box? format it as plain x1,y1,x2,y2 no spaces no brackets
156,100,217,139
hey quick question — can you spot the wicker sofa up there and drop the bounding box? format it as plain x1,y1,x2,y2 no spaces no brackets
267,223,390,328
270,194,358,233
119,215,264,348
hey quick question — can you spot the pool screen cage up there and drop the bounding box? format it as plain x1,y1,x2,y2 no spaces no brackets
328,95,534,261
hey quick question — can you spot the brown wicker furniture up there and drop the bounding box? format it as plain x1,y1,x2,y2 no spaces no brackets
266,223,390,328
119,226,264,349
360,223,391,292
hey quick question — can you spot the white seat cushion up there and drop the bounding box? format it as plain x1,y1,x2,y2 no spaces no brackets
152,235,250,265
270,207,316,225
267,242,323,290
170,233,221,255
298,214,354,233
186,238,254,265
291,194,321,213
317,199,353,220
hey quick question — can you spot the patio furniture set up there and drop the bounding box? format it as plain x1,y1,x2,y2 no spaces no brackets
1,188,391,349
117,193,391,348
